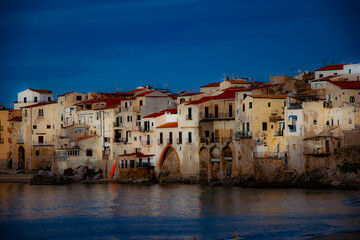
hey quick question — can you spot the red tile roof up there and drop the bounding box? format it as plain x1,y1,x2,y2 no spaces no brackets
143,108,177,118
77,134,98,141
315,64,346,71
157,122,178,128
8,116,22,121
29,88,53,94
250,94,288,99
76,99,105,105
329,81,360,89
226,80,252,84
58,91,75,97
136,90,155,96
200,82,221,88
105,97,127,108
186,89,237,105
22,101,58,108
179,92,204,97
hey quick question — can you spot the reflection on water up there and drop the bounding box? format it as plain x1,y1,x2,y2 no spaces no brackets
0,183,359,240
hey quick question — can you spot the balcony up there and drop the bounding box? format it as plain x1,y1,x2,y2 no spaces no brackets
200,112,234,121
304,147,330,156
235,131,252,139
140,140,152,146
33,141,55,146
209,137,220,143
113,122,123,128
323,101,332,108
269,115,284,122
254,152,286,159
274,130,284,136
114,138,128,143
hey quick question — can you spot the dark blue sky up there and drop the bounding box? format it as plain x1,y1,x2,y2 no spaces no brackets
1,0,359,107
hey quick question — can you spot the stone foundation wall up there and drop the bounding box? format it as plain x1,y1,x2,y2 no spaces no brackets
118,167,156,183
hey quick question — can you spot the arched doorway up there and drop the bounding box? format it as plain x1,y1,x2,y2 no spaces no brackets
222,146,233,181
158,145,181,182
18,146,25,170
199,147,209,181
210,146,221,181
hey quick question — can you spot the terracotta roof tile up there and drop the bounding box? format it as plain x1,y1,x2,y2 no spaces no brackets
200,82,221,88
143,108,177,118
329,81,360,89
315,64,346,71
136,90,155,96
77,135,98,141
23,101,58,108
179,92,204,97
250,94,288,99
29,88,53,94
157,122,178,128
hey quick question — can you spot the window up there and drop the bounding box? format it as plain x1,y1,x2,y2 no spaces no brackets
130,160,135,168
350,96,355,103
188,132,192,143
25,110,27,117
242,104,245,111
36,150,40,156
334,73,338,75
39,109,44,117
104,137,110,142
33,125,37,129
48,97,51,101
262,122,267,131
76,96,82,101
268,102,271,107
187,108,192,120
319,74,323,78
134,136,137,141
34,97,38,102
160,132,163,144
289,115,297,132
284,101,286,107
249,102,252,109
38,136,44,144
246,122,250,132
125,102,128,108
169,132,173,144
140,100,143,106
214,105,218,118
313,120,317,125
24,97,27,103
205,107,209,118
86,149,93,156
205,131,210,138
178,132,182,144
243,94,247,99
47,125,51,129
271,125,273,129
229,104,233,117
180,98,185,104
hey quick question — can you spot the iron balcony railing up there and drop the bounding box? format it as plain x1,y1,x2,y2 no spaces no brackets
140,140,152,146
32,141,55,146
200,112,234,119
235,131,252,139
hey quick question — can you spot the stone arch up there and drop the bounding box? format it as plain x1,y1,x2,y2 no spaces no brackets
222,145,233,181
158,145,182,182
18,146,25,170
199,147,209,181
209,146,221,181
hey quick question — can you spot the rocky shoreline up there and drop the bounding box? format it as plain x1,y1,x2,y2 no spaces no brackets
30,166,103,185
0,165,359,190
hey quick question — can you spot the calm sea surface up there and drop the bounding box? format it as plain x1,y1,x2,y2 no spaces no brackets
0,183,359,240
